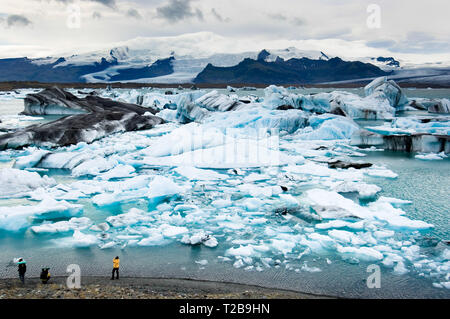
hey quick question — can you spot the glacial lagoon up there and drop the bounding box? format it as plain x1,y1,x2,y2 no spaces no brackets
0,84,449,298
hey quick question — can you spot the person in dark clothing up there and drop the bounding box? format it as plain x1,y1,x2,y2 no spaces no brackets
17,258,26,284
111,256,120,280
40,268,51,284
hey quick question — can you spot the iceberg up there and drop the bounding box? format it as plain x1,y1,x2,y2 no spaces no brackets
106,208,154,227
0,196,82,231
415,153,446,161
195,90,242,112
181,231,218,248
0,168,56,199
95,164,136,180
332,181,381,198
294,114,359,140
364,76,409,108
13,149,50,169
69,230,99,248
302,189,433,230
31,217,92,234
139,139,299,168
173,166,227,180
336,245,384,262
147,176,186,199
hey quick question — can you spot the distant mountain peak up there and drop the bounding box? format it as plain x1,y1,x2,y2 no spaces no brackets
257,49,271,62
372,56,400,68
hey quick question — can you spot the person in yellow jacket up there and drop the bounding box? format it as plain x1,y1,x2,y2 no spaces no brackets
40,268,51,284
111,256,120,280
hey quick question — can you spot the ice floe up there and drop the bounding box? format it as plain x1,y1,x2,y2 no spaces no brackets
0,168,56,199
0,196,82,231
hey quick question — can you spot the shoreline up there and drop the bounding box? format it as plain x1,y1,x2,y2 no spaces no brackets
0,276,333,299
0,81,449,91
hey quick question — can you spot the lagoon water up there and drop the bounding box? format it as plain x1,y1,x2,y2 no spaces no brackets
0,87,449,298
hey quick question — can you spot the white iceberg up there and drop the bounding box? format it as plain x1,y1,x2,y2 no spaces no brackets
0,196,83,231
0,168,56,199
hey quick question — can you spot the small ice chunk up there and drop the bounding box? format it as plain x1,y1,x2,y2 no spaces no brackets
366,167,398,179
336,245,384,262
31,217,92,234
174,166,227,180
301,262,322,273
181,231,218,248
71,230,99,247
147,176,185,199
161,224,189,237
95,164,136,180
195,259,208,266
211,198,232,208
415,153,445,161
377,196,412,206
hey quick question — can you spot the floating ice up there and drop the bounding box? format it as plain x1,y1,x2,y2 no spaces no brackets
13,149,50,169
336,245,384,262
174,166,227,180
147,176,186,199
294,114,360,140
70,230,99,247
106,208,153,227
195,259,208,266
415,153,446,161
95,164,136,180
181,231,218,248
195,90,242,112
0,197,82,231
332,181,381,199
303,189,433,230
364,77,409,108
301,262,322,273
0,168,56,199
31,217,92,234
365,167,398,179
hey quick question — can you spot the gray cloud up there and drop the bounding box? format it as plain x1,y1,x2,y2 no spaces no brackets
52,0,116,9
267,13,287,21
291,17,305,26
368,32,450,54
92,11,102,19
195,8,204,21
126,8,142,19
90,0,116,7
156,0,203,22
267,13,305,27
366,39,397,49
211,8,230,22
6,14,32,27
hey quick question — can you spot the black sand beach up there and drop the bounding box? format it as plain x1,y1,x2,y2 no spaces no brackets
0,277,330,299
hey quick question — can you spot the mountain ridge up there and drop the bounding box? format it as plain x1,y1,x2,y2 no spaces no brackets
0,45,448,85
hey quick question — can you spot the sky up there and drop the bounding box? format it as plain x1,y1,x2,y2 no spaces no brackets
0,0,449,64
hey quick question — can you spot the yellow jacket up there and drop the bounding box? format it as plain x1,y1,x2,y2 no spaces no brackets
113,258,120,268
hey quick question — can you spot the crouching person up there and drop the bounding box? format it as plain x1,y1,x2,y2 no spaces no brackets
40,268,51,284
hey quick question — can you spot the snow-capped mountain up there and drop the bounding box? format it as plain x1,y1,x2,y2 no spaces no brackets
0,36,448,85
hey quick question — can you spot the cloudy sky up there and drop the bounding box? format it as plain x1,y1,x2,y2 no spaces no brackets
0,0,449,64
